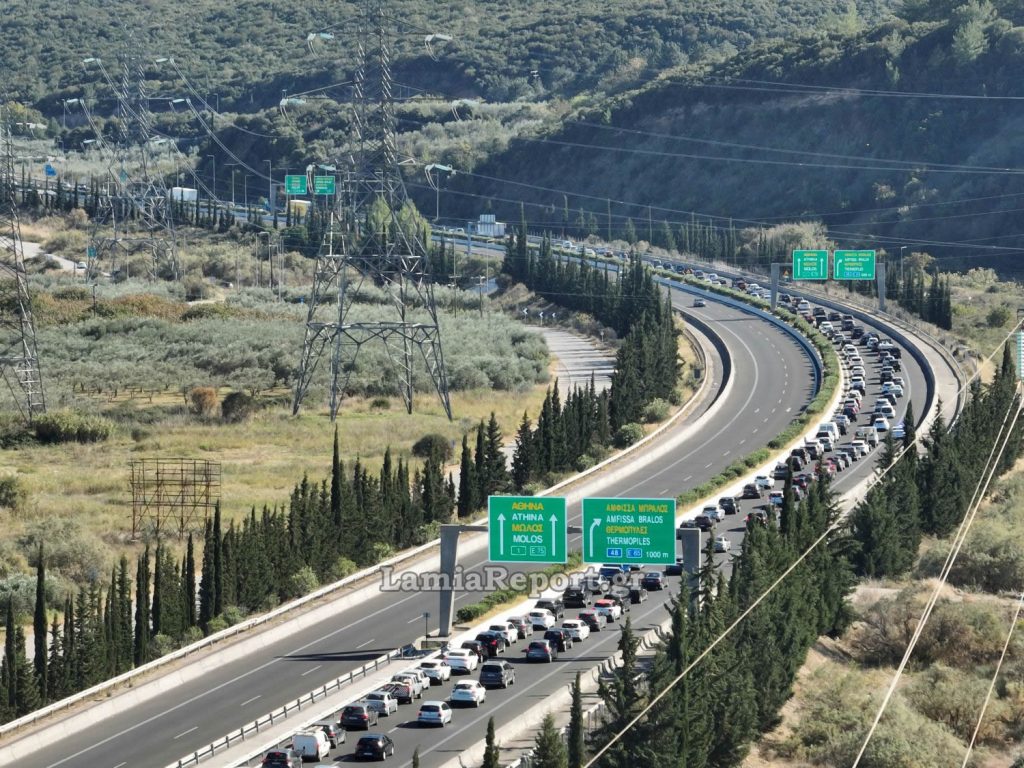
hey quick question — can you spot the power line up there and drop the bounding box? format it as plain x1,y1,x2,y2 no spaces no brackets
582,322,1023,768
852,387,1023,766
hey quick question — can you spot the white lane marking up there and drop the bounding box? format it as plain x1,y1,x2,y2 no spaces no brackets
739,439,746,445
723,451,730,457
407,615,422,624
113,763,126,768
173,727,198,740
357,638,376,649
240,695,261,707
682,475,692,482
301,664,323,677
388,725,401,733
705,462,713,469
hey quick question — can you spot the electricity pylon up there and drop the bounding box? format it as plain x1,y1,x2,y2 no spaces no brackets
0,112,45,421
292,3,451,420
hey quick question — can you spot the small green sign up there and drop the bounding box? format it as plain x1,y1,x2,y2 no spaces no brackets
834,250,877,280
313,175,336,195
792,250,828,281
86,246,96,259
488,496,567,563
284,174,308,195
582,498,677,565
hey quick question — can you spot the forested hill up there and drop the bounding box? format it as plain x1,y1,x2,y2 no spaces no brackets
446,1,1024,276
6,0,897,112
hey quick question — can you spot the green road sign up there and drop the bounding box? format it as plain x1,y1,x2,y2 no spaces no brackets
834,249,876,280
86,246,96,259
792,250,828,280
313,175,336,195
582,497,677,565
284,174,308,195
1017,330,1024,380
488,496,567,563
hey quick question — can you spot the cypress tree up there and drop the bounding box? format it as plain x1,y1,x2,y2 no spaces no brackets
183,533,196,628
32,545,46,702
533,713,569,768
46,614,63,703
115,557,133,673
4,601,16,712
568,671,585,768
483,412,507,494
134,546,150,666
12,627,40,716
198,520,215,632
482,717,500,768
213,503,223,617
456,434,477,519
511,412,535,490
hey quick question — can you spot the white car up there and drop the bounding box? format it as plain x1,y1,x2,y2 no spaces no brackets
528,609,556,630
850,440,869,457
561,620,590,641
417,700,452,727
417,660,452,684
702,504,725,522
364,690,398,716
714,535,732,553
593,599,622,621
873,416,890,432
883,383,904,397
450,680,487,707
848,355,864,367
850,365,865,377
754,475,775,490
396,669,429,694
444,649,479,673
487,622,518,645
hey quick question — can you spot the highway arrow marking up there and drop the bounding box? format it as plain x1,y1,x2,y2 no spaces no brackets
497,512,506,555
550,514,558,558
588,517,601,557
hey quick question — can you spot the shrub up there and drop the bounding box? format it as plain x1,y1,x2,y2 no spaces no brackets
614,423,644,448
642,398,671,423
411,433,453,462
369,397,390,410
328,557,359,582
987,305,1013,328
0,475,26,512
358,542,394,568
905,665,994,742
149,633,176,659
206,615,229,635
221,605,248,626
221,391,257,423
283,565,319,600
189,387,218,417
33,410,112,443
17,518,106,584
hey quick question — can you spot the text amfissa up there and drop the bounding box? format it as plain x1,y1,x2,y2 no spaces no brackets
603,501,671,546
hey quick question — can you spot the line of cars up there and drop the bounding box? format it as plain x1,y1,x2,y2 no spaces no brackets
259,567,672,765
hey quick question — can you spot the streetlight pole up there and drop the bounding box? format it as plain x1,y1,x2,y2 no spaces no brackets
265,159,273,213
206,155,216,201
899,246,906,285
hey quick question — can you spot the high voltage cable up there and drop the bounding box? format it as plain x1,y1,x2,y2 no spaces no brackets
960,587,1024,767
569,119,1024,175
852,388,1023,766
582,321,1024,768
699,75,1024,102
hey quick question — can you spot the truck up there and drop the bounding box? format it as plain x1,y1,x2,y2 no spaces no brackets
168,186,198,203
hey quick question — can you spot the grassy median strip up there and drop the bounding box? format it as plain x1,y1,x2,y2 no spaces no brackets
455,552,584,624
667,273,840,508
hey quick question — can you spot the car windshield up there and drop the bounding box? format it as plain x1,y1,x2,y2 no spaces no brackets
421,705,439,712
421,662,437,668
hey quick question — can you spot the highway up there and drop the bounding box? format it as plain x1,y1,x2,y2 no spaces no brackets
19,280,819,768
273,293,931,768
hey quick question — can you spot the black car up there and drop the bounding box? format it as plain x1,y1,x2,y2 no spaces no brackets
261,749,302,768
678,514,713,536
577,611,602,632
543,629,574,652
641,572,665,591
719,496,740,515
354,733,395,761
562,587,592,608
535,598,565,620
460,640,487,662
602,592,630,612
664,558,685,576
629,587,649,604
741,483,763,499
475,632,505,657
340,703,379,731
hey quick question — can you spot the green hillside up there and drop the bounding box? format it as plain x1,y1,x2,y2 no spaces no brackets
446,0,1024,275
6,0,897,112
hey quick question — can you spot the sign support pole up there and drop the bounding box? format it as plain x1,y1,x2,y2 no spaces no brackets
877,262,886,313
770,263,781,310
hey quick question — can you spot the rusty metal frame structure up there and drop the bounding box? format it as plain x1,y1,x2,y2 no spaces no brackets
129,458,221,539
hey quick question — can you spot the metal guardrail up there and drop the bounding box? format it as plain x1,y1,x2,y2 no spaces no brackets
168,648,402,768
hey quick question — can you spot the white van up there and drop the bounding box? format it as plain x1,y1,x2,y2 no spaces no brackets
292,730,330,761
856,427,879,447
818,422,839,443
